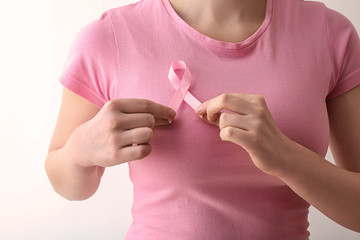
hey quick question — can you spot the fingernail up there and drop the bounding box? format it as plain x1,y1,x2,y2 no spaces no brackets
195,105,202,114
168,118,173,124
168,109,176,118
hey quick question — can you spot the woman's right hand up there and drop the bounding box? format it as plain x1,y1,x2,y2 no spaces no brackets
63,98,176,168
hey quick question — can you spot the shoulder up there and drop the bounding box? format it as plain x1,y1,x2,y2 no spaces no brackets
289,0,354,28
273,0,358,46
275,0,353,24
275,0,327,14
272,0,328,32
76,0,146,39
72,12,114,49
323,5,356,36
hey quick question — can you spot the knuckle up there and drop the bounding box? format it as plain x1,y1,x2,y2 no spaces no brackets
107,116,119,130
220,112,227,122
219,113,228,129
131,127,153,144
259,109,267,119
220,127,233,141
144,127,154,142
136,145,151,159
105,100,117,111
137,127,152,142
225,127,234,138
250,94,263,104
135,147,143,159
147,114,156,127
220,129,226,141
220,93,230,105
255,94,265,102
140,99,151,112
254,106,266,118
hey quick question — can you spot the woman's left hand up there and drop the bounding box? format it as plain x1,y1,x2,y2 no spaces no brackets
195,93,292,176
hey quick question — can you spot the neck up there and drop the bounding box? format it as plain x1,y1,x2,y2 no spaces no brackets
168,0,267,27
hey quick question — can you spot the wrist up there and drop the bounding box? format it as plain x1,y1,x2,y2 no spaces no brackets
64,123,94,166
64,145,103,183
267,134,298,178
275,136,304,179
62,132,96,172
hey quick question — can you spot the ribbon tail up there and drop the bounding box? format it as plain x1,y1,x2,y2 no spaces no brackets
184,91,201,110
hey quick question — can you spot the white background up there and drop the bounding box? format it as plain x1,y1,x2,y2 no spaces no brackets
0,0,360,239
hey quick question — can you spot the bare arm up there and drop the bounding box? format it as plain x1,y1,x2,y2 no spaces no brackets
195,85,360,232
45,87,176,201
277,85,360,232
45,87,103,200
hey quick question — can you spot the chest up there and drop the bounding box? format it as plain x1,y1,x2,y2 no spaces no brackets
114,32,332,158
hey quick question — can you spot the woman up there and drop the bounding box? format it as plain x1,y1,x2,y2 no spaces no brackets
45,0,360,239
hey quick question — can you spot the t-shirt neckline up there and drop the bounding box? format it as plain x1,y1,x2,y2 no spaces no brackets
160,0,274,52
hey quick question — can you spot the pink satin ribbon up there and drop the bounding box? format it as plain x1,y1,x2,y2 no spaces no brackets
168,60,201,119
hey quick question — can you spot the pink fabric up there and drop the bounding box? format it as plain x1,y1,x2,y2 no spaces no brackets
59,0,360,239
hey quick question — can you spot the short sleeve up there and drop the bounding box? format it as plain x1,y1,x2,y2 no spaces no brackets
326,8,360,101
59,11,119,108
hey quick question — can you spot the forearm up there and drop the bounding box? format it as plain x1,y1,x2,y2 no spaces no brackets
45,146,105,201
278,140,360,232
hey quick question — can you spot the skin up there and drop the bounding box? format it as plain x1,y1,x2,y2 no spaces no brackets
45,87,176,200
195,87,360,232
45,0,360,233
169,0,267,43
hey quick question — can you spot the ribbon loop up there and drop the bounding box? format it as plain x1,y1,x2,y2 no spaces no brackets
168,60,201,115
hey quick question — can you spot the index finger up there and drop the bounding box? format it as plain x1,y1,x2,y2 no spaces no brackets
195,93,252,123
106,98,176,119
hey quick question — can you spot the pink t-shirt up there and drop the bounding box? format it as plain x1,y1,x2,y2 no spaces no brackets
59,0,360,239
